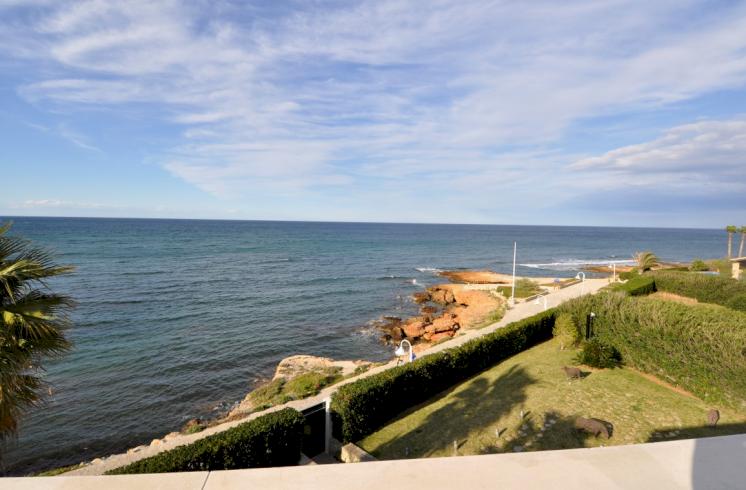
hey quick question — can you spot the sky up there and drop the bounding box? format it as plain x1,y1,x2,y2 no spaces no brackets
1,0,745,228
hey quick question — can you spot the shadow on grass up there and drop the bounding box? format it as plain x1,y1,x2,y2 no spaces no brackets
368,365,538,458
647,421,746,443
477,411,598,455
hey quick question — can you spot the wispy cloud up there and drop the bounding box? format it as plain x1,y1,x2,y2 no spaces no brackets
2,1,746,223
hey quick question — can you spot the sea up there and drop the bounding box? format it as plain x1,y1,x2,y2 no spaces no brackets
0,217,725,474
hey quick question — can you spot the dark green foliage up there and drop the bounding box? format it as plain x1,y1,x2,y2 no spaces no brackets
552,313,579,349
726,294,746,313
651,271,746,308
107,408,304,474
618,270,639,281
561,292,746,408
612,275,656,296
689,259,709,272
330,310,556,442
575,338,622,368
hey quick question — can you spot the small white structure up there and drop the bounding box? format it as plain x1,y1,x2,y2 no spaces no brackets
731,257,746,280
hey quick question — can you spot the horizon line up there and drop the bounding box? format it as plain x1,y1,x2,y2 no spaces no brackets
0,214,724,232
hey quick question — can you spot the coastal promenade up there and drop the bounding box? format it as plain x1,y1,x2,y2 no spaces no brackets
65,279,609,476
7,433,745,489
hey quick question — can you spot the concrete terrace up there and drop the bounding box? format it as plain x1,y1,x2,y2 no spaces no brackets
62,278,609,476
7,434,746,489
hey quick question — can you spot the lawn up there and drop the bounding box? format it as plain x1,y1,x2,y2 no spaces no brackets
358,338,746,459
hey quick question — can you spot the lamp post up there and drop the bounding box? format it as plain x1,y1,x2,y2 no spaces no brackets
395,339,414,363
575,272,586,296
534,295,548,311
510,241,517,307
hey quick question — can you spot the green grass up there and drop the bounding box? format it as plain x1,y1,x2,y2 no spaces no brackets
247,368,343,410
358,338,746,459
496,278,543,299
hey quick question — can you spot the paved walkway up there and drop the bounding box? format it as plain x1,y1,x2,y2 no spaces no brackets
66,278,609,476
10,434,746,489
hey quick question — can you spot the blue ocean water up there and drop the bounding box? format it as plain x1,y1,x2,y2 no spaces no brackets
0,218,725,474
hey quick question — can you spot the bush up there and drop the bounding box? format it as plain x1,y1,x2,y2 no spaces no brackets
611,275,656,296
650,270,746,308
575,338,622,368
726,293,746,312
331,310,556,442
689,259,709,272
552,313,579,349
107,408,304,474
618,270,639,281
561,292,746,408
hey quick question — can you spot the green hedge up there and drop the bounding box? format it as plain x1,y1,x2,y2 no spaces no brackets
562,292,746,408
330,310,556,442
650,271,746,311
107,408,304,474
612,274,656,296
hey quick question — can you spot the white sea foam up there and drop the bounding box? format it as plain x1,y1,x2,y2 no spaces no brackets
416,267,443,273
520,259,635,271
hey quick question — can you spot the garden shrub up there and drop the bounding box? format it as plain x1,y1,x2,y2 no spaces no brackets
331,310,556,442
726,293,746,313
611,275,656,296
561,292,746,408
650,270,746,308
552,313,579,349
689,259,709,272
618,270,639,281
107,408,304,474
575,337,622,368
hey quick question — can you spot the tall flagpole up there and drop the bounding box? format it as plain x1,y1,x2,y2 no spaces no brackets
511,241,517,306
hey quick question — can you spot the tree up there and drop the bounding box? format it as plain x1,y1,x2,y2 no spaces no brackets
633,251,658,273
726,225,737,258
739,226,746,258
0,222,74,441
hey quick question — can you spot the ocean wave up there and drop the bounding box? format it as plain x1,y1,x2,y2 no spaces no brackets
415,267,443,273
520,259,635,271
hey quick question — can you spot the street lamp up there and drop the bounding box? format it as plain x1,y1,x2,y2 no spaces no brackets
395,339,414,363
534,295,548,311
575,272,586,296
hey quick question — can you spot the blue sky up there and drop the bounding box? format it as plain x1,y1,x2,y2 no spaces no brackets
1,0,745,227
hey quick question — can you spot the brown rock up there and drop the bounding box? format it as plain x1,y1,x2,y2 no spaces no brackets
181,418,203,433
390,327,404,341
444,289,456,303
562,366,582,379
574,417,612,439
430,331,456,342
412,292,430,304
403,321,426,339
430,316,458,333
429,288,448,304
421,305,438,315
707,409,720,427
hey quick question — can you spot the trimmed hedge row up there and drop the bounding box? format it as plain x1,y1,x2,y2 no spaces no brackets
330,310,556,442
650,271,746,311
107,408,304,474
561,292,746,409
612,275,656,296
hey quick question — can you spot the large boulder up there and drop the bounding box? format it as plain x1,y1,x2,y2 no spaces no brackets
430,331,456,343
412,292,430,304
427,314,458,334
403,320,427,339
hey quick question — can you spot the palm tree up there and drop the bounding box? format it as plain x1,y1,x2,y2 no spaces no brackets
0,222,74,441
633,251,658,273
739,226,746,258
726,225,737,258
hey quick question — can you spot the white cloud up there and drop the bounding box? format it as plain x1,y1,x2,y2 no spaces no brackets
570,118,746,180
4,0,746,212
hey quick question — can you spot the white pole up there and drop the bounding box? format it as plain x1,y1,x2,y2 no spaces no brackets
511,241,517,306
